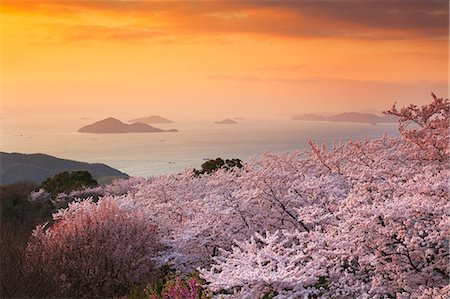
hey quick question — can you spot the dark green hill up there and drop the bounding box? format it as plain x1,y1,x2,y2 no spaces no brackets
0,152,129,185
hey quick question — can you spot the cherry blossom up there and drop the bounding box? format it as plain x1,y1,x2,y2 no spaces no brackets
26,94,448,298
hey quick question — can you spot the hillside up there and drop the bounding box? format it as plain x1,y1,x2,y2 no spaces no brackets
2,96,447,298
32,96,448,298
78,117,178,133
0,152,129,185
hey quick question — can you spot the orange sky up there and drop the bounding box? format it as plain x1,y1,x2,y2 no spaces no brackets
0,1,448,119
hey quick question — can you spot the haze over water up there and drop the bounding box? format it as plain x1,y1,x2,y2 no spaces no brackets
0,115,398,176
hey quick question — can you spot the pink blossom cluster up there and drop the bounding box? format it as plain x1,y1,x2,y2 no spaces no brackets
148,277,204,299
28,94,448,298
27,198,161,297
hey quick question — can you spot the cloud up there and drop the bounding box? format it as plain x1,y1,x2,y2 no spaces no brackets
2,0,448,42
53,24,164,43
208,74,301,83
249,1,449,37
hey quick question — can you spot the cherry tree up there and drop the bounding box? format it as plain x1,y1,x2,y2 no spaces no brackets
27,94,448,298
199,94,449,298
27,197,161,298
384,93,448,161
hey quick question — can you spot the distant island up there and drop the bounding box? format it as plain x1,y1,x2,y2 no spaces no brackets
128,115,173,124
292,112,398,124
0,152,129,185
292,114,327,121
78,117,178,133
214,119,238,125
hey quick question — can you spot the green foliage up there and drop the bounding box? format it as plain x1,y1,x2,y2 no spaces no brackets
145,265,176,297
128,284,147,299
194,158,243,176
0,181,53,230
0,182,60,297
40,170,98,197
1,171,99,238
261,292,276,299
313,276,328,290
0,220,62,298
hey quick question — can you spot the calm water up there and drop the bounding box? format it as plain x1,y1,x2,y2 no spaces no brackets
0,116,399,177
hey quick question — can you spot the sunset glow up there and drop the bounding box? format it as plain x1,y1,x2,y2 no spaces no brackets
1,1,448,118
1,3,449,297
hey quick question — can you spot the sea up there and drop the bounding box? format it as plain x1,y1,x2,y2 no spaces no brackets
0,116,399,177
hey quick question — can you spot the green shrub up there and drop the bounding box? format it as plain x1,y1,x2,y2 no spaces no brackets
40,170,98,197
194,158,243,176
0,181,52,230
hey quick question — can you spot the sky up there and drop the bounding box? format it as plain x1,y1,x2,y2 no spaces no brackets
0,0,448,119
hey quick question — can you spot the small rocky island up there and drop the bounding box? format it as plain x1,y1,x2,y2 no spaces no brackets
128,115,173,124
214,119,238,125
78,117,178,133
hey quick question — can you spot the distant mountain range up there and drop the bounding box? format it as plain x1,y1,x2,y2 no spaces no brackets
214,119,238,124
292,112,398,124
128,115,173,124
0,152,129,185
78,117,178,133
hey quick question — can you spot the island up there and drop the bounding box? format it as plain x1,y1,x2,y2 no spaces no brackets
128,115,173,124
214,119,238,125
78,117,178,133
292,112,398,124
0,152,129,185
